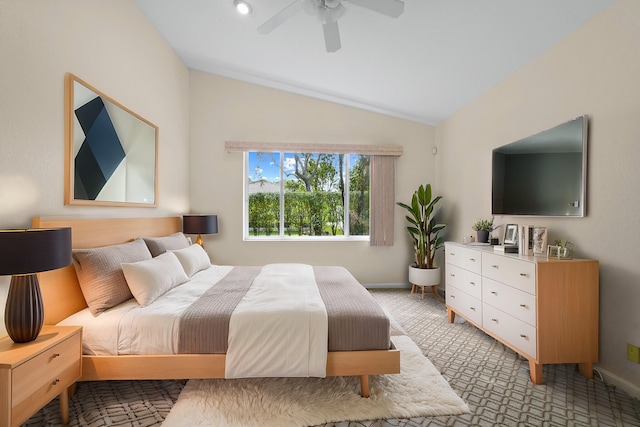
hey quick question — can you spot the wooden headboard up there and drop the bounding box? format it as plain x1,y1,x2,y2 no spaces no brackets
32,216,182,324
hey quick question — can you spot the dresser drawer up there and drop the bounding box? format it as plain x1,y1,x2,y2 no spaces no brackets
446,263,482,300
11,332,82,423
483,304,537,359
483,277,536,327
482,252,536,294
445,244,481,274
446,284,482,325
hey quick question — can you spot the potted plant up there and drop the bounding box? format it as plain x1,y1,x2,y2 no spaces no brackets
472,217,495,243
397,183,446,295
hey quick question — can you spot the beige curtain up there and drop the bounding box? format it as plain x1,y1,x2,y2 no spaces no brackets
369,155,395,246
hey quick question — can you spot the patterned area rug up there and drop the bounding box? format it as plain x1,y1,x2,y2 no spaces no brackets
24,289,640,426
161,335,468,427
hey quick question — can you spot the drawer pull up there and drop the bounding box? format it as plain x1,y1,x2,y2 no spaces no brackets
450,273,455,277
469,258,476,262
491,291,497,295
52,379,60,386
470,307,476,311
469,281,475,285
519,273,528,277
450,295,456,299
492,265,499,269
519,334,528,339
491,318,498,322
52,353,60,358
519,304,528,308
449,252,455,256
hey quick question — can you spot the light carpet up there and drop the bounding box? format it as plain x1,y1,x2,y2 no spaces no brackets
162,335,469,427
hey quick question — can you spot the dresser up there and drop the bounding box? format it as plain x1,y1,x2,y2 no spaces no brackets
445,242,598,384
0,325,82,427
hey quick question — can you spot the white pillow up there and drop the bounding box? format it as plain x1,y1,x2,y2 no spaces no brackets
122,251,189,307
171,244,211,277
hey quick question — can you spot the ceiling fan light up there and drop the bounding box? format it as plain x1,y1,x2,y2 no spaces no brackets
234,0,252,15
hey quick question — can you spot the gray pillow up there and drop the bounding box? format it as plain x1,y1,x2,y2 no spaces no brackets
142,232,190,257
73,238,152,316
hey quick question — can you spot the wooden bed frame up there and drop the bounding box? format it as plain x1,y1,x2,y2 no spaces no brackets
32,216,400,397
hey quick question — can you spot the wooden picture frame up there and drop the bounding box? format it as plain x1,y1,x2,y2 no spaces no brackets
64,73,158,207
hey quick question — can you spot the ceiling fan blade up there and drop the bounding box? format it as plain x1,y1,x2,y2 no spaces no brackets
258,0,301,35
322,20,341,52
345,0,404,18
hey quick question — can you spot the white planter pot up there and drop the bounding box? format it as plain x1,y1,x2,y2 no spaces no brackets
408,266,441,287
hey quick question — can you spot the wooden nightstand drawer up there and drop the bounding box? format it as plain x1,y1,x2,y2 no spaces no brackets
0,325,82,427
11,332,81,424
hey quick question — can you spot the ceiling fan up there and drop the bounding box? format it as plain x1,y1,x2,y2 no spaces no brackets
258,0,405,52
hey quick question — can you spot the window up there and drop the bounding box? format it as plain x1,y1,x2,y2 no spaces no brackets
246,152,370,239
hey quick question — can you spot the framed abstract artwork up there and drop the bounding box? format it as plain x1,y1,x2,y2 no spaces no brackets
64,73,158,207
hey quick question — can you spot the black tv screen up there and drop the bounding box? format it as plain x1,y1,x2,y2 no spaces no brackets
492,116,587,217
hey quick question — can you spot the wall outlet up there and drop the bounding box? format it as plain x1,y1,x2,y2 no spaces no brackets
627,343,640,363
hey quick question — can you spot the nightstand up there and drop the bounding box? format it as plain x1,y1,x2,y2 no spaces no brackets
0,325,82,427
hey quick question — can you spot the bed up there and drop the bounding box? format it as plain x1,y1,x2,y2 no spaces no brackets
32,216,400,398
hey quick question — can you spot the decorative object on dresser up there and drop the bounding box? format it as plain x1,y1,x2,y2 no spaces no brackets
444,242,598,385
0,325,82,427
495,223,519,253
532,226,548,255
0,228,72,343
396,183,446,298
65,73,158,207
182,214,219,246
471,217,496,244
547,240,574,259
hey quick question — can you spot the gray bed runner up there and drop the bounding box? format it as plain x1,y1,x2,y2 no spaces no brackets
178,265,390,354
178,266,261,353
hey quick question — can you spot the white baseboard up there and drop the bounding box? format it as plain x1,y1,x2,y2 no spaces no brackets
595,366,640,400
364,283,411,289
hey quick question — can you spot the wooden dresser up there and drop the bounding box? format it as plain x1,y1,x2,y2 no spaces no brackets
445,242,598,384
0,325,82,427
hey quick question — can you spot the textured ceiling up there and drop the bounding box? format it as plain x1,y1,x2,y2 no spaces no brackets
134,0,615,125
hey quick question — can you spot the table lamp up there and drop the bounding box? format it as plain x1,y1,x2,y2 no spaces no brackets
0,228,72,343
182,215,218,246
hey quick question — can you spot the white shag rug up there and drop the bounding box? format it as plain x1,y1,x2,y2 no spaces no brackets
162,335,469,427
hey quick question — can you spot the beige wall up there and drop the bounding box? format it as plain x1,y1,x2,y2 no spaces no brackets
0,0,190,336
188,70,435,285
436,0,640,390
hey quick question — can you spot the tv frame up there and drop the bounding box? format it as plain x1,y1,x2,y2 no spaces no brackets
491,115,588,218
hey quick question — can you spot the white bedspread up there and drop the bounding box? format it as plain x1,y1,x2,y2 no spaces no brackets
225,264,328,378
58,264,328,378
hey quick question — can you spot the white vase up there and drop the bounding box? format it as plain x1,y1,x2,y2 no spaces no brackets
408,266,441,298
409,265,441,285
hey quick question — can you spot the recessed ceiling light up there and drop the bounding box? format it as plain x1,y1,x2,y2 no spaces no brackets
234,0,252,15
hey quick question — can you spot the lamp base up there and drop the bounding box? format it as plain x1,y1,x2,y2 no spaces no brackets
196,234,203,246
4,274,44,343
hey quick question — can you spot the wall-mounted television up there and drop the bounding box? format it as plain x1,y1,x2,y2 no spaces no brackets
492,115,588,217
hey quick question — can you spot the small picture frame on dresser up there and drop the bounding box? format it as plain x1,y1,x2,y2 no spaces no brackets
532,227,548,255
503,224,519,245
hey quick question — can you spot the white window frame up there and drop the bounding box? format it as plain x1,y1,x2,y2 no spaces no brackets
243,151,369,241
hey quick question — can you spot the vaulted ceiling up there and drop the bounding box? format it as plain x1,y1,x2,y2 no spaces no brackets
134,0,615,125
